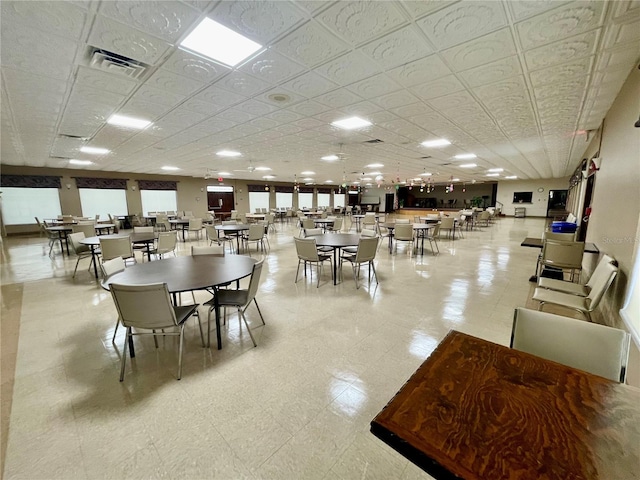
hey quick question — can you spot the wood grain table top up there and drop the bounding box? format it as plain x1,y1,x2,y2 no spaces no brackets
371,330,640,480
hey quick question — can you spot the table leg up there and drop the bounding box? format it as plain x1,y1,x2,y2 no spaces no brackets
333,248,338,285
146,242,152,261
389,233,393,254
209,287,222,349
90,245,100,279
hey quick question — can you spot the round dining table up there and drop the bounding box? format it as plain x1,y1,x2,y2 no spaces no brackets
380,223,436,254
215,224,250,253
45,225,74,255
311,233,361,285
103,255,257,350
81,232,158,278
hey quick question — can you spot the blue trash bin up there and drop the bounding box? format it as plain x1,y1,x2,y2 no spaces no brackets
551,221,577,233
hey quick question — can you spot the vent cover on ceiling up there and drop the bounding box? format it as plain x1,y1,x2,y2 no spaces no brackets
363,139,384,144
89,48,147,79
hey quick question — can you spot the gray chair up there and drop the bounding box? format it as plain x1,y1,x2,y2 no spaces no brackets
243,223,268,256
109,282,201,380
536,240,585,282
510,307,631,382
294,237,332,287
340,236,379,289
537,254,616,296
100,236,136,265
68,232,97,278
148,232,177,260
203,259,265,348
425,224,440,255
393,223,414,255
187,218,203,240
102,257,126,342
532,262,618,322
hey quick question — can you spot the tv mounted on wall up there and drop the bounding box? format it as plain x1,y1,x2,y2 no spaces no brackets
513,191,533,203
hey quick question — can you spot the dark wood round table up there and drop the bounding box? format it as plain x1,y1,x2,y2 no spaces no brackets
310,233,360,284
103,255,256,349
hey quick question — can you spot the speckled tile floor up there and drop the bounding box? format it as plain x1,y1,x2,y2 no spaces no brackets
1,216,549,479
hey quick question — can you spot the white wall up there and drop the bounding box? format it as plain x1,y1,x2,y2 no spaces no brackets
496,178,571,217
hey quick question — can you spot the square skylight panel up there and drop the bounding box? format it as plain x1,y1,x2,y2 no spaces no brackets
180,18,262,67
331,117,372,130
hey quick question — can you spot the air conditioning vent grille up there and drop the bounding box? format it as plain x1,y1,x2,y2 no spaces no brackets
363,139,384,144
88,48,147,79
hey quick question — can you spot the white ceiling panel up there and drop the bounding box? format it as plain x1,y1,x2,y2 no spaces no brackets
1,0,637,184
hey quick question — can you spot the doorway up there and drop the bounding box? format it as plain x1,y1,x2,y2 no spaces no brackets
207,186,235,216
578,176,595,242
546,189,568,217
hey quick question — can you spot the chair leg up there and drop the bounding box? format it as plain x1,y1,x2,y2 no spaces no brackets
371,261,379,284
119,327,131,381
72,257,81,278
152,330,159,348
295,259,301,283
177,324,185,380
239,310,257,347
111,318,120,343
252,298,265,325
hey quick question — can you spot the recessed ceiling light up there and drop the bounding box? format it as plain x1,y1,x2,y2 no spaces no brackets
180,17,262,67
413,177,422,182
80,146,110,155
368,171,382,175
216,150,242,157
455,153,477,159
302,177,314,182
324,180,334,183
262,175,275,179
452,178,460,182
321,155,339,161
419,172,432,176
331,116,372,130
255,166,271,171
486,173,500,177
107,114,152,130
161,166,180,171
459,163,477,168
361,177,372,181
488,168,504,172
69,159,93,165
421,139,451,147
301,171,315,175
218,171,232,176
367,163,384,168
505,175,518,179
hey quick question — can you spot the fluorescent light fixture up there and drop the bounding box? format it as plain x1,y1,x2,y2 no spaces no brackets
419,172,432,176
218,171,232,176
459,163,477,168
262,175,275,179
361,177,372,181
421,139,451,147
324,180,334,183
486,173,500,177
321,155,339,161
367,163,384,168
368,171,382,176
331,116,372,130
452,178,460,182
69,159,93,165
413,177,422,182
303,177,314,182
161,166,180,171
107,114,152,130
255,167,271,171
301,171,315,175
505,175,518,179
455,153,477,159
216,150,241,157
80,146,110,155
488,168,504,172
180,17,262,67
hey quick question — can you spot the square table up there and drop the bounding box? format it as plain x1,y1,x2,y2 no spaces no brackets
371,330,640,480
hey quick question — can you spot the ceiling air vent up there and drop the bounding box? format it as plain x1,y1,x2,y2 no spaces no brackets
363,139,384,144
89,48,147,79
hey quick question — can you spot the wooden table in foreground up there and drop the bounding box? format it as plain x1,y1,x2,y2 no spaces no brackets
371,330,640,480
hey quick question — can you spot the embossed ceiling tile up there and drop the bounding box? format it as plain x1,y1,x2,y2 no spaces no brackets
314,51,381,86
274,21,349,68
157,108,208,128
400,1,458,20
314,88,363,108
529,57,593,87
391,102,434,119
516,1,606,50
596,42,640,72
215,71,272,97
611,0,640,20
359,25,432,70
317,1,407,46
119,99,172,119
372,90,421,110
441,27,516,71
342,101,384,117
346,74,402,99
1,1,86,40
195,116,237,133
211,1,306,45
524,30,599,70
473,76,529,101
410,75,466,100
130,85,186,107
386,55,452,87
98,1,199,43
180,99,224,116
162,49,231,83
508,0,572,21
88,15,172,65
75,66,138,95
288,100,333,116
417,1,507,50
1,51,73,81
68,86,126,109
610,19,640,46
235,98,280,116
2,70,67,97
265,109,306,124
292,117,325,130
239,49,307,85
458,55,523,87
534,79,589,102
1,24,78,65
281,71,339,98
194,85,247,107
145,69,205,96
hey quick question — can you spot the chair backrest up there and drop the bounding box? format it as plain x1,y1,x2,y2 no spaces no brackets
188,218,203,230
73,223,96,238
544,231,576,242
222,220,238,225
363,214,376,225
541,240,584,270
205,225,218,242
191,245,225,256
510,307,630,382
134,226,154,233
69,232,89,254
302,219,315,229
585,262,618,310
428,224,440,238
101,256,126,277
566,213,577,223
156,232,177,253
394,223,413,240
246,259,265,303
110,283,179,330
304,228,322,237
360,228,377,238
183,211,193,218
440,217,455,228
586,254,616,289
355,236,378,262
395,218,410,224
479,211,491,220
295,237,320,262
100,236,134,261
247,223,264,240
230,210,238,220
332,218,343,230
